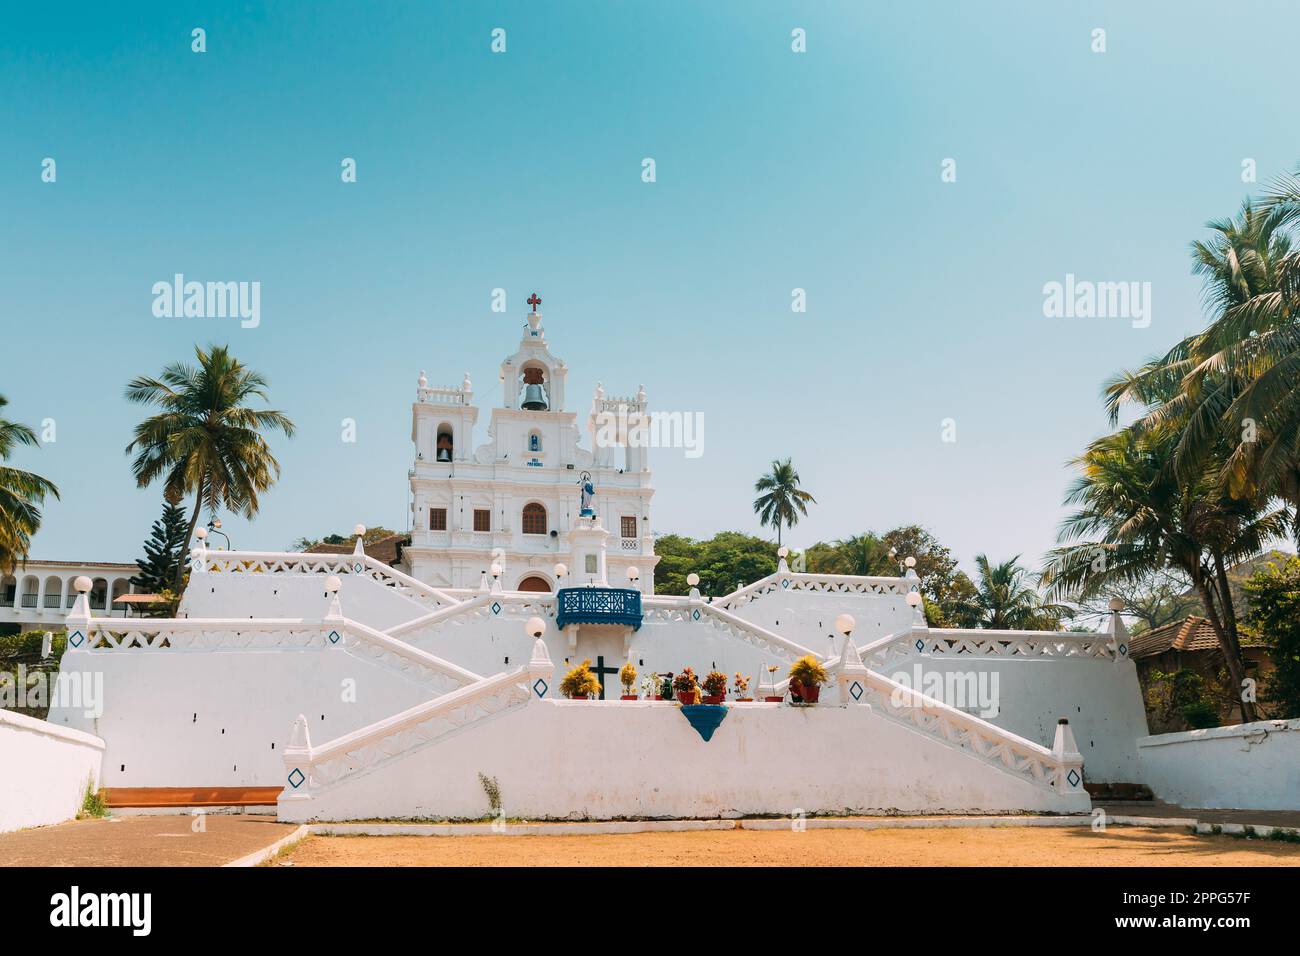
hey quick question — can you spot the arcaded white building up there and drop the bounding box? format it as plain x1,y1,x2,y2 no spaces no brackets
402,303,658,593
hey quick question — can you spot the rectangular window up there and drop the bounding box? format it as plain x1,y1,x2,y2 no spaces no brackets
585,554,598,574
473,509,490,532
429,508,447,531
620,516,637,538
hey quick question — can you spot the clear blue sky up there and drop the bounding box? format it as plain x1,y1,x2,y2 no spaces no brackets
2,1,1297,572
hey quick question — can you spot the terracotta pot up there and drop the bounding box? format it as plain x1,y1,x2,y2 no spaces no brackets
735,697,753,703
570,693,588,700
620,694,637,701
790,681,821,704
653,695,664,701
702,694,725,705
764,695,785,703
676,690,698,705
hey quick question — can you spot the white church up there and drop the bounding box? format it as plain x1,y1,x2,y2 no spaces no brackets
20,298,1277,831
404,297,656,594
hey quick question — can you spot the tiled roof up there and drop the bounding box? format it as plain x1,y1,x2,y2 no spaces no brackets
305,534,408,567
1129,615,1268,659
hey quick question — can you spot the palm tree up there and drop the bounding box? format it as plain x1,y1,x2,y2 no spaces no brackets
825,533,895,576
1104,196,1300,530
752,458,816,547
0,395,60,574
125,344,295,592
971,554,1071,630
1041,427,1287,722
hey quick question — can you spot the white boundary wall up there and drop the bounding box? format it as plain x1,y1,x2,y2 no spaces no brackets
1137,719,1300,810
0,709,105,833
280,700,1091,822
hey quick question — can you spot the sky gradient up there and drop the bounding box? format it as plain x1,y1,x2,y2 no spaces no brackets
3,1,1298,573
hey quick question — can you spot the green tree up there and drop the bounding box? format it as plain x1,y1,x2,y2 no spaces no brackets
125,344,295,592
653,531,779,597
752,458,815,546
1242,554,1300,718
0,394,59,574
130,499,191,594
805,533,893,576
293,525,401,551
972,554,1072,630
1042,428,1287,722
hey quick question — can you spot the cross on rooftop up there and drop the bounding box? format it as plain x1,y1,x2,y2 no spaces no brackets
527,293,542,312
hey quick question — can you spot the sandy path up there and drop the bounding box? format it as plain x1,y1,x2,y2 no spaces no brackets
278,826,1300,867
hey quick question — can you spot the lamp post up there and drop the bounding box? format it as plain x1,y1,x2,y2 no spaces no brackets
205,517,231,550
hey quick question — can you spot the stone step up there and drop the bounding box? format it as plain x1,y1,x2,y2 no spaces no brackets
1084,782,1154,801
103,786,282,808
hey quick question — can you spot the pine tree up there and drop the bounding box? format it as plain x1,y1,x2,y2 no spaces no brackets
131,501,191,594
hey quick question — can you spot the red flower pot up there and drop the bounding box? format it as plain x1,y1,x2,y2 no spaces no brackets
702,694,725,705
676,691,698,705
570,693,588,700
620,694,637,701
735,697,753,703
653,695,664,701
764,695,785,703
790,681,821,704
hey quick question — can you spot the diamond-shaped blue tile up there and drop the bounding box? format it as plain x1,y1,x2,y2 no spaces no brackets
1118,644,1128,655
491,601,502,615
69,630,84,648
532,678,548,698
328,630,341,645
353,562,363,573
850,681,863,701
1067,768,1081,788
691,609,701,621
781,578,790,589
287,767,305,789
914,638,925,652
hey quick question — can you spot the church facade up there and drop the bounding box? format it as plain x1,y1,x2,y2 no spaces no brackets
402,300,658,593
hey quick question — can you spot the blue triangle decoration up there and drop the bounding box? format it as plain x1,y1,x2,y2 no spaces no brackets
679,704,728,742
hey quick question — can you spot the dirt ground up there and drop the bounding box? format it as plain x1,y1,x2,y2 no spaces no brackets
277,826,1300,867
0,814,297,867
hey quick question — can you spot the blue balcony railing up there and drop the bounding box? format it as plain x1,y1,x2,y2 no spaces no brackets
555,587,643,632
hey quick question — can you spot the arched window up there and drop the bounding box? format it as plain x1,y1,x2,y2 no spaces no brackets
517,575,551,593
521,502,547,535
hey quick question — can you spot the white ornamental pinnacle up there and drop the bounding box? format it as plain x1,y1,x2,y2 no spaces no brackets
594,381,604,401
636,384,646,403
418,369,428,388
289,713,311,750
530,636,552,667
462,371,472,393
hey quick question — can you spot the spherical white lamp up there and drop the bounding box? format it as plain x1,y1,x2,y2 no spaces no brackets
325,575,342,594
195,527,208,540
354,524,366,537
74,576,92,594
554,562,567,579
904,556,917,569
906,591,923,608
777,546,789,558
834,613,856,636
687,572,700,587
1107,597,1125,612
490,563,502,578
626,566,640,582
525,616,546,639
212,518,222,530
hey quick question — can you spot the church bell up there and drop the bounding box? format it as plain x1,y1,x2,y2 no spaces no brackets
521,383,549,410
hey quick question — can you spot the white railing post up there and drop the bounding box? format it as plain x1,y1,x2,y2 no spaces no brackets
1105,600,1130,664
323,574,344,648
281,714,314,805
63,576,93,653
1052,718,1086,794
528,637,553,698
836,633,871,706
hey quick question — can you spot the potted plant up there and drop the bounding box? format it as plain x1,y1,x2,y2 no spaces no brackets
640,673,659,701
701,670,728,705
659,673,673,701
788,655,828,704
619,662,638,700
733,673,752,702
673,667,700,705
763,664,784,703
560,659,602,700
